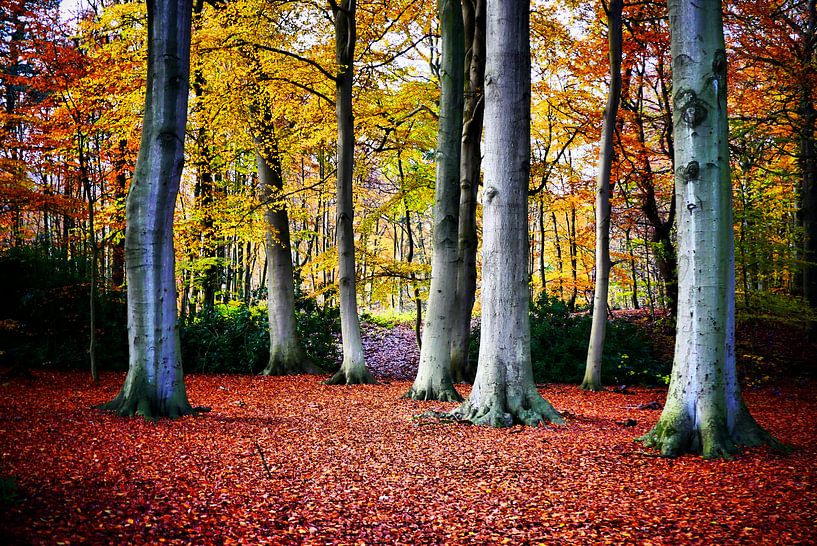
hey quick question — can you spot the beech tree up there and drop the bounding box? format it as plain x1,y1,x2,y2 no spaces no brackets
637,0,776,457
99,0,196,418
451,0,562,426
254,129,315,375
449,0,485,385
582,0,623,391
326,0,376,385
405,0,465,401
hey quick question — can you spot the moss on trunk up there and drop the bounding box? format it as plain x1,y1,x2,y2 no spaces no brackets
637,401,779,459
451,387,563,427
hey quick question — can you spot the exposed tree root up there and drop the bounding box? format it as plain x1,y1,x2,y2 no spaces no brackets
449,389,564,427
324,365,377,385
637,404,784,459
403,383,463,402
261,353,318,376
580,379,604,392
96,391,200,420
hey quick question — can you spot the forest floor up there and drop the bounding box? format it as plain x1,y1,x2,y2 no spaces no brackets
0,371,815,545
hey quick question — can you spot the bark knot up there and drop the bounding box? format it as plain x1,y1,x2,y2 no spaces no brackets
483,186,498,203
676,90,708,127
684,161,700,183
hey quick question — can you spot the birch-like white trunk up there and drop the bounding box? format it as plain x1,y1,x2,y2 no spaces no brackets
638,0,776,457
255,141,314,376
405,0,465,401
99,0,195,418
451,0,561,426
326,0,374,385
582,0,623,391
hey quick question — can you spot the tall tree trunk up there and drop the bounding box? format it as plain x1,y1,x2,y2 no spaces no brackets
798,75,817,338
625,226,639,308
98,0,196,418
111,140,128,287
79,138,98,382
582,0,623,391
638,0,776,457
568,208,578,311
406,0,465,401
450,0,485,385
538,198,547,292
552,211,564,300
255,136,314,375
326,0,375,385
452,0,561,427
400,174,423,350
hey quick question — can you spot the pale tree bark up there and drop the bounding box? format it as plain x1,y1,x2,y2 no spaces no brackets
638,0,777,457
98,0,196,418
450,0,485,385
255,132,315,375
451,0,562,427
582,0,623,391
326,0,375,385
405,0,465,401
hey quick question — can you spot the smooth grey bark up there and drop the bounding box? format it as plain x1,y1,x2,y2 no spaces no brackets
582,0,623,391
255,136,315,375
405,0,465,401
638,0,776,458
98,0,196,418
450,0,485,385
326,0,375,385
451,0,561,427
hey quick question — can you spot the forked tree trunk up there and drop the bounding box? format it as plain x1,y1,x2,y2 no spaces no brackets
98,0,196,418
405,0,465,401
582,0,623,391
638,0,776,457
450,0,485,385
451,0,561,427
326,0,375,385
255,137,314,375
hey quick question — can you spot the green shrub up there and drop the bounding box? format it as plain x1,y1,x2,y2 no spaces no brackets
0,246,128,370
293,296,341,371
0,245,341,375
736,291,816,327
180,304,269,374
360,309,417,329
179,297,341,375
469,294,669,386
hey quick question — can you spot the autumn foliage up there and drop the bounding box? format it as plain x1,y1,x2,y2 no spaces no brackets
1,371,815,544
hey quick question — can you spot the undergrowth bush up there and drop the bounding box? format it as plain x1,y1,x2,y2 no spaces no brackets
0,246,128,370
469,294,670,386
0,246,341,374
180,297,341,375
360,309,417,329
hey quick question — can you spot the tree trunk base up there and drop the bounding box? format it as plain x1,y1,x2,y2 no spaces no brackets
637,403,782,459
403,383,463,402
96,391,197,420
580,379,604,392
325,364,376,385
451,389,564,427
261,352,318,376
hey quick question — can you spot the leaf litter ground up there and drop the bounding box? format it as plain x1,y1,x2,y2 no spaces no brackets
0,371,815,544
